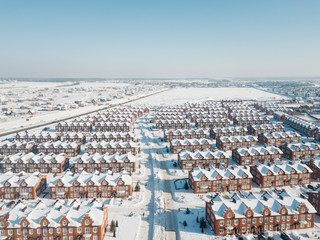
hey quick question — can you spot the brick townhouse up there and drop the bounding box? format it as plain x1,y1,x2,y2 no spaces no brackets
55,121,92,132
0,152,69,173
189,165,252,193
15,131,60,143
164,129,206,142
232,146,283,166
155,119,191,129
89,132,135,142
283,114,319,137
228,111,263,121
0,198,108,240
210,126,247,139
94,122,132,132
170,138,212,154
247,123,285,136
0,172,46,199
308,186,320,214
49,170,132,199
0,141,36,155
280,142,320,161
85,140,136,155
216,135,258,151
273,111,286,122
206,191,316,236
74,152,136,173
304,159,320,181
178,149,228,170
37,141,81,157
195,118,231,128
61,132,86,144
250,161,312,188
233,116,270,127
258,131,301,146
152,115,184,123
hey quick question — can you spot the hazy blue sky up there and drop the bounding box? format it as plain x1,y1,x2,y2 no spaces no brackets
0,0,319,78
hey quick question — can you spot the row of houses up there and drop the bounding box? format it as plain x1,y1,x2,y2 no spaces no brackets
250,161,312,188
258,131,301,146
155,119,191,129
0,170,133,200
74,152,136,173
280,142,320,161
0,199,108,240
247,123,285,135
164,129,206,142
178,149,229,170
282,114,319,137
233,116,270,127
195,118,231,128
210,126,247,139
206,191,316,236
216,135,258,151
189,166,252,193
170,138,212,154
0,153,69,173
84,140,136,155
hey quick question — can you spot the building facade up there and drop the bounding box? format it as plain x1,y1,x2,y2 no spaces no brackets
250,162,312,188
170,138,212,154
178,149,228,170
189,166,252,193
232,146,283,166
74,152,136,173
0,152,69,173
206,191,316,236
49,171,132,199
0,172,46,199
0,199,108,240
216,135,258,151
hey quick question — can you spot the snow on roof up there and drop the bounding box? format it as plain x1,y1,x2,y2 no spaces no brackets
218,135,257,143
178,149,227,160
1,152,67,164
262,131,300,139
38,141,79,149
170,138,211,146
253,162,312,176
75,152,135,164
235,145,283,156
284,142,320,151
208,191,316,220
190,166,252,181
0,172,43,188
0,198,108,228
48,170,132,187
85,140,136,149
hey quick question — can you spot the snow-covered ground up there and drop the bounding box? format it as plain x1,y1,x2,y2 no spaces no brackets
132,87,288,106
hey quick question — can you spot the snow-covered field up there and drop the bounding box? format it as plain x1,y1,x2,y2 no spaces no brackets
132,87,288,106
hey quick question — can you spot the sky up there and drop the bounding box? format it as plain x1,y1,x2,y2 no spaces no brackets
0,0,319,79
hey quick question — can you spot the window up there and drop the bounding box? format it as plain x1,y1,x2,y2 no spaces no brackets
220,221,224,226
22,221,27,227
69,228,73,233
93,227,98,233
62,220,67,226
219,229,224,234
85,219,90,225
77,228,82,233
